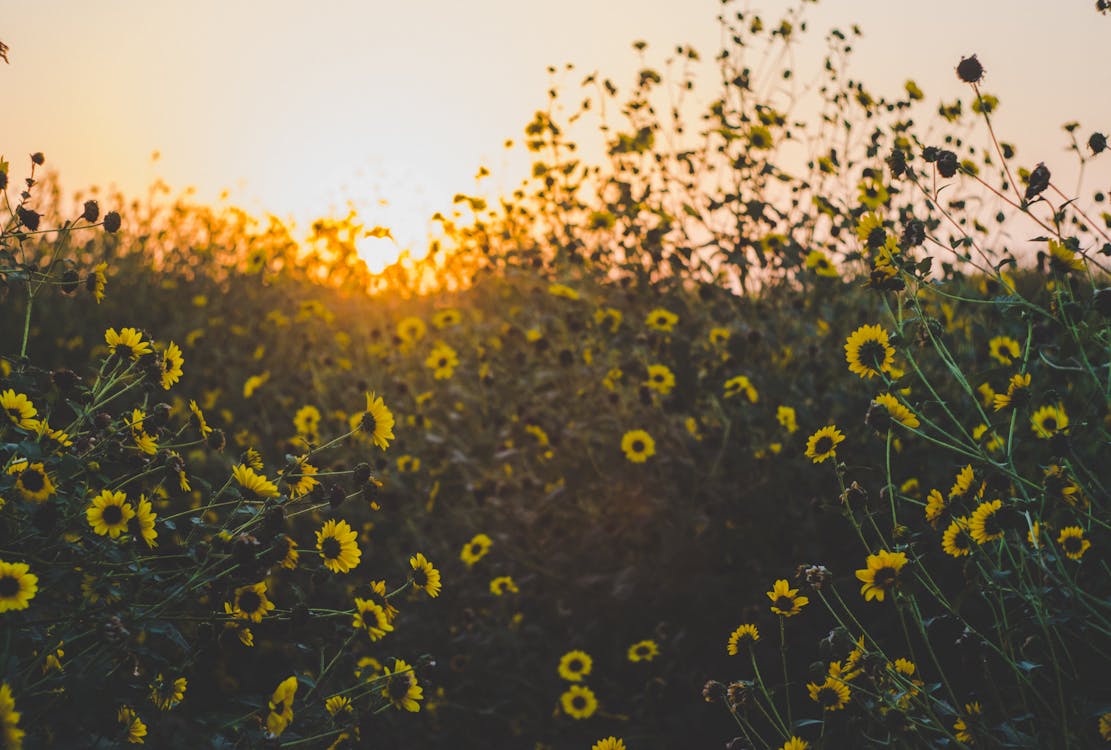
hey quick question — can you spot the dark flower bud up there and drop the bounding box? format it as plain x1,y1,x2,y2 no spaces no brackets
351,462,372,487
16,206,40,231
82,199,100,223
328,481,347,509
261,505,286,537
60,269,80,293
232,534,260,566
865,399,893,432
52,368,80,391
936,150,959,178
149,402,172,429
726,681,754,712
901,219,926,247
103,211,122,233
886,148,908,178
30,152,45,166
922,146,940,163
956,55,984,84
702,680,725,704
1025,162,1050,201
207,428,227,451
0,170,7,190
1089,132,1107,155
94,412,113,431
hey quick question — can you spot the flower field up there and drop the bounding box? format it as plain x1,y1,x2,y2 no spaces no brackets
2,3,1110,749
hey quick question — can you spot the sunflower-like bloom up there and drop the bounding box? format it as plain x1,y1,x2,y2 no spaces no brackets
188,400,212,438
293,404,321,439
1030,403,1068,439
160,341,184,390
7,458,55,502
242,372,270,399
942,517,974,557
627,639,659,662
645,308,678,332
560,684,598,719
409,553,442,597
727,624,760,655
780,739,809,750
856,212,887,248
117,706,147,744
1057,526,1091,560
149,674,187,711
855,550,908,602
352,597,394,641
767,579,809,617
233,464,279,499
845,324,895,380
316,519,361,574
968,499,1004,544
267,676,298,736
283,456,320,499
489,575,519,596
988,335,1021,366
776,405,798,433
105,327,152,361
805,249,839,277
621,429,655,463
644,364,676,395
0,560,38,613
807,677,851,711
324,695,352,716
954,701,981,743
723,374,759,402
1,390,39,431
992,372,1031,411
396,316,427,345
230,582,275,622
460,533,493,566
0,682,25,749
425,342,459,380
84,261,109,303
1047,239,1085,273
129,409,157,455
872,393,920,428
382,659,423,712
131,495,158,548
924,488,947,527
558,650,592,682
1099,712,1111,741
593,738,627,750
360,579,399,622
87,490,136,538
804,425,845,464
356,392,396,450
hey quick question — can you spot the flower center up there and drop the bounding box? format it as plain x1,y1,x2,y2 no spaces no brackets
1063,536,1082,553
321,538,342,560
360,412,377,434
388,673,413,701
239,590,262,613
20,468,45,492
774,596,794,611
571,695,587,710
102,505,124,525
814,437,833,455
859,341,887,369
867,227,887,249
874,567,897,588
413,568,429,587
631,440,645,453
0,575,19,598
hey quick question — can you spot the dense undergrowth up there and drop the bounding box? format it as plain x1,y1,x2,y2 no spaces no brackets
2,2,1110,748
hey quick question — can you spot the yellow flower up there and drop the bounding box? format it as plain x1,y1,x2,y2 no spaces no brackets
409,552,442,597
954,701,981,743
845,324,895,379
727,624,760,654
87,490,136,538
325,695,352,716
627,639,659,662
460,533,493,566
490,575,518,595
804,425,844,464
855,550,908,602
230,582,275,622
942,517,974,557
132,495,158,548
89,261,108,303
1,390,38,429
432,308,463,327
724,375,759,402
283,456,320,499
805,249,839,277
807,677,851,711
118,706,147,744
0,682,26,749
780,739,809,750
988,335,1021,366
593,738,627,750
645,364,676,395
968,499,1004,544
1047,239,1085,273
316,519,361,574
104,327,152,360
1057,526,1091,560
0,560,38,613
397,316,427,344
558,650,593,681
776,405,798,433
352,597,394,641
767,579,809,617
548,283,580,300
266,676,298,736
356,391,396,450
160,341,184,390
149,674,187,711
560,684,598,719
233,464,279,499
872,393,920,428
382,659,423,712
242,371,270,398
621,429,656,463
645,308,678,332
6,458,55,502
426,342,459,380
1031,403,1068,439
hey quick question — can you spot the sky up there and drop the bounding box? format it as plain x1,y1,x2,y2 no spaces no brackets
3,1,1109,269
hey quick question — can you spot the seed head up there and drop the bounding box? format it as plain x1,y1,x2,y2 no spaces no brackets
956,55,984,84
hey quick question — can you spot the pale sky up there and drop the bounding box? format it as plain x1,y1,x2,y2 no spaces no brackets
3,1,1108,267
